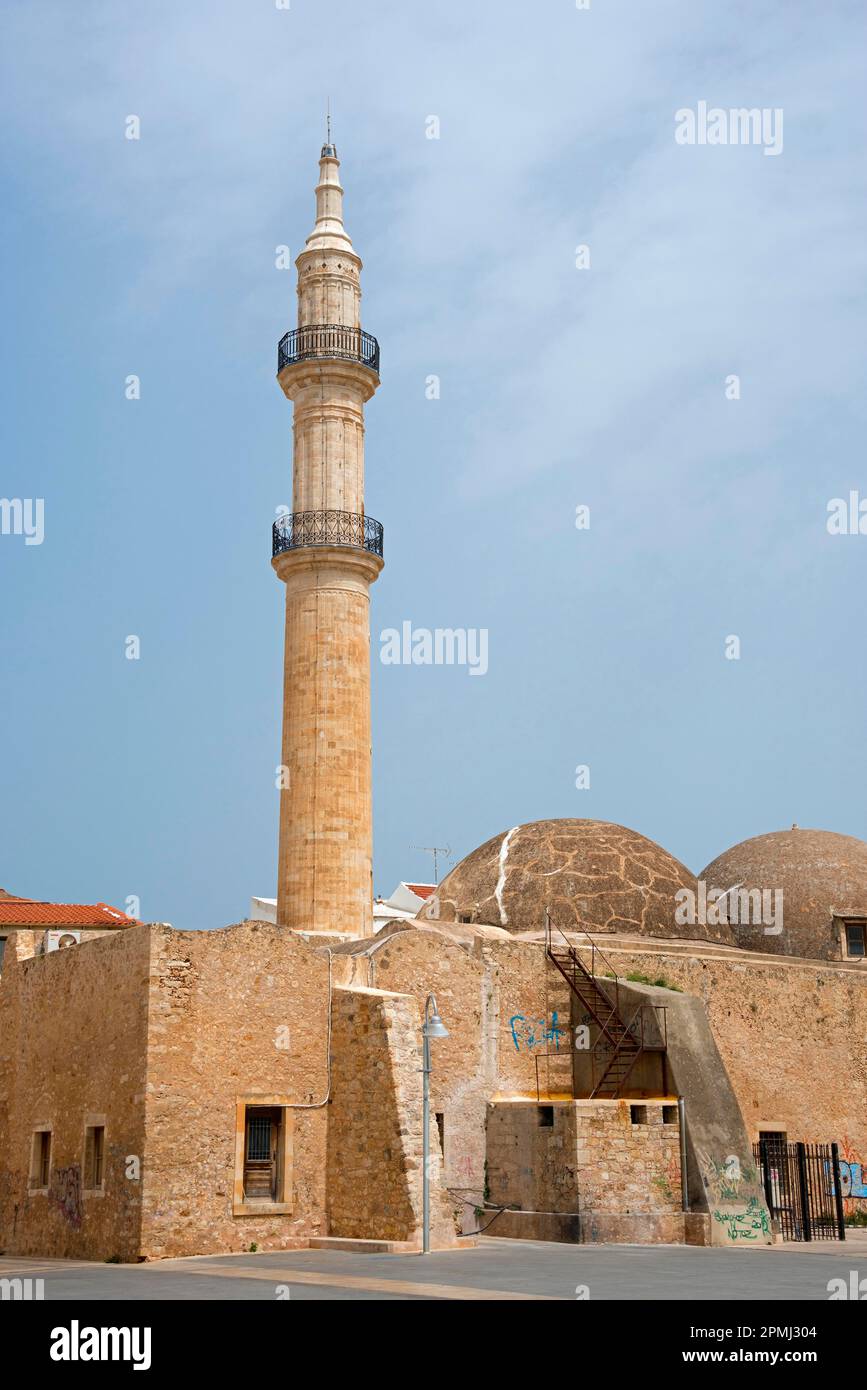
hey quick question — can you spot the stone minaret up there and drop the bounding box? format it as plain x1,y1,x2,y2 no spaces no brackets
272,137,383,937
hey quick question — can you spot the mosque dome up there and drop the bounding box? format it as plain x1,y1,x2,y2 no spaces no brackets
417,818,735,945
700,826,867,961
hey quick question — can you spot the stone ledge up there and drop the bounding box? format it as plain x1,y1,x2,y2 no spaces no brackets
311,1236,474,1254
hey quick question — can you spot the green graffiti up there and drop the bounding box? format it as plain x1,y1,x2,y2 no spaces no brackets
713,1196,771,1242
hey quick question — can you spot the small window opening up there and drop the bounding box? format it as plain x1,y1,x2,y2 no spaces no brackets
630,1105,648,1125
435,1112,445,1152
30,1130,51,1188
844,921,866,958
84,1125,105,1189
537,1105,554,1128
662,1105,678,1125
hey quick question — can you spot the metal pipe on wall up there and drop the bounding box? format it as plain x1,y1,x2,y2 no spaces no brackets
678,1095,689,1211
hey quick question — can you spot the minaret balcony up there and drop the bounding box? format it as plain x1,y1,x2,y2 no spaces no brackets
272,509,384,559
277,325,380,375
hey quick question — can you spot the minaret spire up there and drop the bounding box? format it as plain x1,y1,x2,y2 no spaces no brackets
305,135,351,253
270,141,383,938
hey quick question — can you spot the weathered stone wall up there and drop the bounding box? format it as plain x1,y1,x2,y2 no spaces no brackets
486,1099,681,1217
347,927,573,1214
336,925,867,1223
576,939,867,1191
327,986,454,1244
0,928,150,1260
140,921,332,1258
2,915,863,1260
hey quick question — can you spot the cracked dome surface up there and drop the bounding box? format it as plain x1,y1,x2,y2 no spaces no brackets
417,818,734,944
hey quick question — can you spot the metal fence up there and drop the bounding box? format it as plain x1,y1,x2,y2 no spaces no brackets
752,1140,846,1242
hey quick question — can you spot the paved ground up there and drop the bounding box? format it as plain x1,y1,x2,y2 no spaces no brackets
3,1232,866,1301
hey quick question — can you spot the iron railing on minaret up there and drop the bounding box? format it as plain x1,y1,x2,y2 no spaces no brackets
277,325,380,374
272,509,384,559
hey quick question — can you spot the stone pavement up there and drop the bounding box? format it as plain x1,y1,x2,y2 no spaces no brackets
2,1231,866,1301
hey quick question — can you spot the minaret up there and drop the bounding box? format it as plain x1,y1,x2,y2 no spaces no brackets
271,135,383,937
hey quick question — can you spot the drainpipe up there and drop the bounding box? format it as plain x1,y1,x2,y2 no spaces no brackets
678,1095,689,1211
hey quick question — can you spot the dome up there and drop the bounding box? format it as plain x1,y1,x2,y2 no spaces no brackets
417,818,734,945
700,826,867,960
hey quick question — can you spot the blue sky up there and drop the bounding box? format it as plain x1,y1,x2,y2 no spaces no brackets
1,0,865,928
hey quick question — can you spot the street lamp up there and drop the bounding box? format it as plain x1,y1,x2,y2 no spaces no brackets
422,993,449,1254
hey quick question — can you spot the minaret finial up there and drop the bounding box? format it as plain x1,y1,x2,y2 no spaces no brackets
327,96,331,146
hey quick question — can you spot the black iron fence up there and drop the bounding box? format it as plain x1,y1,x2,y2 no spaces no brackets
277,325,380,374
272,509,384,558
753,1140,846,1242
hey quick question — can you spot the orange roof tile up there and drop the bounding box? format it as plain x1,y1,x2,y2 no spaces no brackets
0,900,137,928
406,883,436,900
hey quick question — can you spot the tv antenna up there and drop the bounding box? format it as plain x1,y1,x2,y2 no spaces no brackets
411,844,451,884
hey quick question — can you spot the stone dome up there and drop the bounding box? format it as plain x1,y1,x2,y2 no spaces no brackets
700,826,867,961
417,818,735,944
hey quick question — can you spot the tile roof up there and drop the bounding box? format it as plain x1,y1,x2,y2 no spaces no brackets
405,883,436,900
0,898,137,928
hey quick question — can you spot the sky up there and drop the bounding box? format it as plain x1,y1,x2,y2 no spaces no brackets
1,0,865,929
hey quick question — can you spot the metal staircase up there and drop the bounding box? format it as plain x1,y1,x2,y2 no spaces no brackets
544,911,664,1099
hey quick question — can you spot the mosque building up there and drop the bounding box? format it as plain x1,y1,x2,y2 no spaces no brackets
0,140,864,1261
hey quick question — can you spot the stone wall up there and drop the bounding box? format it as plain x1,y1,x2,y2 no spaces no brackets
139,920,332,1258
327,986,454,1245
334,924,867,1226
338,926,573,1221
485,1099,683,1245
0,928,150,1261
2,914,863,1260
574,938,867,1204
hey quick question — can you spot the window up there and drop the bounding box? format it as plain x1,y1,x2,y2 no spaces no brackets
30,1130,51,1189
758,1129,787,1155
84,1125,105,1189
630,1105,648,1125
233,1098,294,1214
0,936,6,970
844,921,866,958
662,1105,678,1125
243,1107,282,1202
537,1105,554,1128
435,1112,445,1152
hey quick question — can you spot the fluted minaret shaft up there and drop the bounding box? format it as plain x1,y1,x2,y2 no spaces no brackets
272,142,382,938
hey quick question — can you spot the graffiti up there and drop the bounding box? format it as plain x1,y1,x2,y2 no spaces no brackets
713,1196,771,1242
813,1137,867,1213
454,1155,477,1182
49,1165,82,1229
509,1011,565,1052
839,1161,867,1198
697,1149,757,1204
835,1137,867,1210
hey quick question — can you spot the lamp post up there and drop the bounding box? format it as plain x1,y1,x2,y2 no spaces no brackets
421,993,449,1254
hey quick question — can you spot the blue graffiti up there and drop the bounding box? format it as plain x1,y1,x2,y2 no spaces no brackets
509,1011,565,1052
826,1160,867,1198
